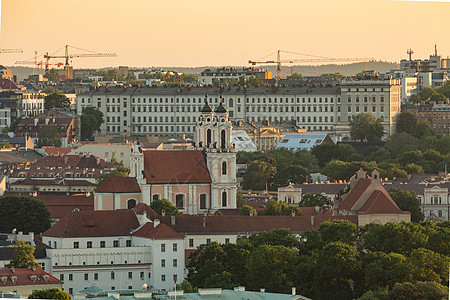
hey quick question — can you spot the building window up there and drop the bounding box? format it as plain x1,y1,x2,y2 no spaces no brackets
100,241,105,248
161,244,166,252
173,259,177,267
161,275,166,282
152,194,161,201
94,273,98,280
189,239,194,248
161,259,165,267
126,240,131,247
222,191,227,207
140,272,144,279
84,274,88,281
127,199,137,209
87,241,92,248
173,243,177,252
73,242,79,249
60,274,64,281
69,274,73,281
207,238,211,244
111,271,115,280
113,240,119,247
225,238,230,244
200,194,207,210
175,194,185,210
128,272,133,279
222,161,227,175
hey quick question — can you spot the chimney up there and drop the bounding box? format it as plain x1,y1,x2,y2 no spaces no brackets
161,210,166,217
171,215,176,225
45,118,49,125
34,118,38,126
292,287,296,296
249,210,254,217
291,210,296,217
315,206,320,213
202,217,206,227
32,265,36,271
260,289,265,293
153,219,160,227
311,216,314,226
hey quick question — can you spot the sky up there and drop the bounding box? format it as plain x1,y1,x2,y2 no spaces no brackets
1,0,449,68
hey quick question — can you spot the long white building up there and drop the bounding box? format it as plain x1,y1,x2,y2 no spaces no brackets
76,81,401,141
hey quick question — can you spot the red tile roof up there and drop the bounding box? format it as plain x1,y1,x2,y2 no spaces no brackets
96,176,141,193
0,79,20,90
37,194,94,219
43,210,140,237
132,223,184,239
339,178,372,211
143,150,211,184
358,190,406,214
0,267,62,287
133,203,159,219
158,213,357,234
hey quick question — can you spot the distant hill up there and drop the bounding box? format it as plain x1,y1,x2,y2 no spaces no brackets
8,61,397,81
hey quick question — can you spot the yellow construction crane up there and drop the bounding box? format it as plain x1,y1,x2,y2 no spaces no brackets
0,49,23,53
44,45,117,79
249,50,375,81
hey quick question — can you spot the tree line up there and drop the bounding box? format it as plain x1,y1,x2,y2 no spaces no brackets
239,112,450,190
183,220,450,300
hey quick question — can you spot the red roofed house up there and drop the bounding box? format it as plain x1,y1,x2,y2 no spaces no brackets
42,209,184,293
95,176,141,210
15,117,76,147
334,169,410,225
99,96,237,214
0,267,62,297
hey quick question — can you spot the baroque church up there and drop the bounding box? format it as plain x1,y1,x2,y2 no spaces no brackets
95,95,237,214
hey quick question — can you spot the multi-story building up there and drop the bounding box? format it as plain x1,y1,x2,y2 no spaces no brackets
199,67,271,85
15,117,76,147
405,103,450,136
0,90,45,132
337,79,401,139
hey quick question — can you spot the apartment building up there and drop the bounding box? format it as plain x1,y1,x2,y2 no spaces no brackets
406,103,450,135
337,79,401,140
199,67,271,85
76,83,401,140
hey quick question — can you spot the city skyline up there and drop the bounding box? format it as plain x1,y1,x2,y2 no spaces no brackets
1,0,450,69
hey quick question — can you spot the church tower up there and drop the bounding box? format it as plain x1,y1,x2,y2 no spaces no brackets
196,94,236,210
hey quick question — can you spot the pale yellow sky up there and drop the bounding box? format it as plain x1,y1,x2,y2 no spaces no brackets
1,0,449,68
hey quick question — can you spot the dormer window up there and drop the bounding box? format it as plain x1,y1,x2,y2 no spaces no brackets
1,276,7,284
10,276,17,284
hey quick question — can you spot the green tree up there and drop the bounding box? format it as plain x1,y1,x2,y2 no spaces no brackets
321,160,356,181
242,160,276,190
240,205,257,216
247,244,297,293
286,72,302,80
246,228,301,249
44,93,71,110
388,281,448,300
176,280,197,293
236,192,245,208
149,198,181,216
364,252,411,290
204,271,237,289
80,107,104,140
311,143,356,168
29,288,71,300
95,160,130,186
318,220,357,245
37,125,62,147
0,196,51,234
45,69,60,81
259,199,302,216
7,240,40,268
299,193,332,207
388,188,424,222
395,112,418,136
426,229,450,256
271,165,309,188
350,113,384,142
407,248,449,284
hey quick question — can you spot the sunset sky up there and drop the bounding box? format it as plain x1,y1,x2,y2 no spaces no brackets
1,0,449,68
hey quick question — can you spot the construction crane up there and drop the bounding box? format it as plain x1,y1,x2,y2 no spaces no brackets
249,50,375,81
44,45,117,79
0,49,23,53
15,51,63,75
407,48,414,61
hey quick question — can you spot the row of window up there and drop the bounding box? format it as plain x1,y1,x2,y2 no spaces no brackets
60,271,149,282
347,96,385,103
187,238,230,248
73,240,132,249
347,106,385,113
160,258,178,267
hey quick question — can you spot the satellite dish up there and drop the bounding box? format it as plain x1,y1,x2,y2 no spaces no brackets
12,228,17,234
142,283,148,291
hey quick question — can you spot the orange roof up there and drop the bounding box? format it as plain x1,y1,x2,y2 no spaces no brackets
132,223,184,239
339,178,371,211
44,210,139,237
0,267,62,287
358,190,407,214
143,150,211,184
96,176,141,193
133,203,159,219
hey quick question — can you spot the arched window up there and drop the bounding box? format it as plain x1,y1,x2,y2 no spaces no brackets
221,130,226,149
127,199,137,209
207,129,212,146
222,191,227,207
176,194,185,210
200,194,207,210
152,194,161,201
222,161,227,175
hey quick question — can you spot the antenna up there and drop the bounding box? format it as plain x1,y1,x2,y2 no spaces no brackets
407,48,414,61
434,44,438,56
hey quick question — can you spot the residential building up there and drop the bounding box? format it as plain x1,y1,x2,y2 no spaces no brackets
8,153,115,184
42,209,185,292
278,182,348,205
400,47,449,73
76,84,400,141
68,142,133,167
400,76,417,103
8,178,96,194
337,79,401,140
231,130,257,152
275,132,334,151
15,117,76,147
0,90,45,132
199,67,271,85
0,267,62,298
405,103,450,135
